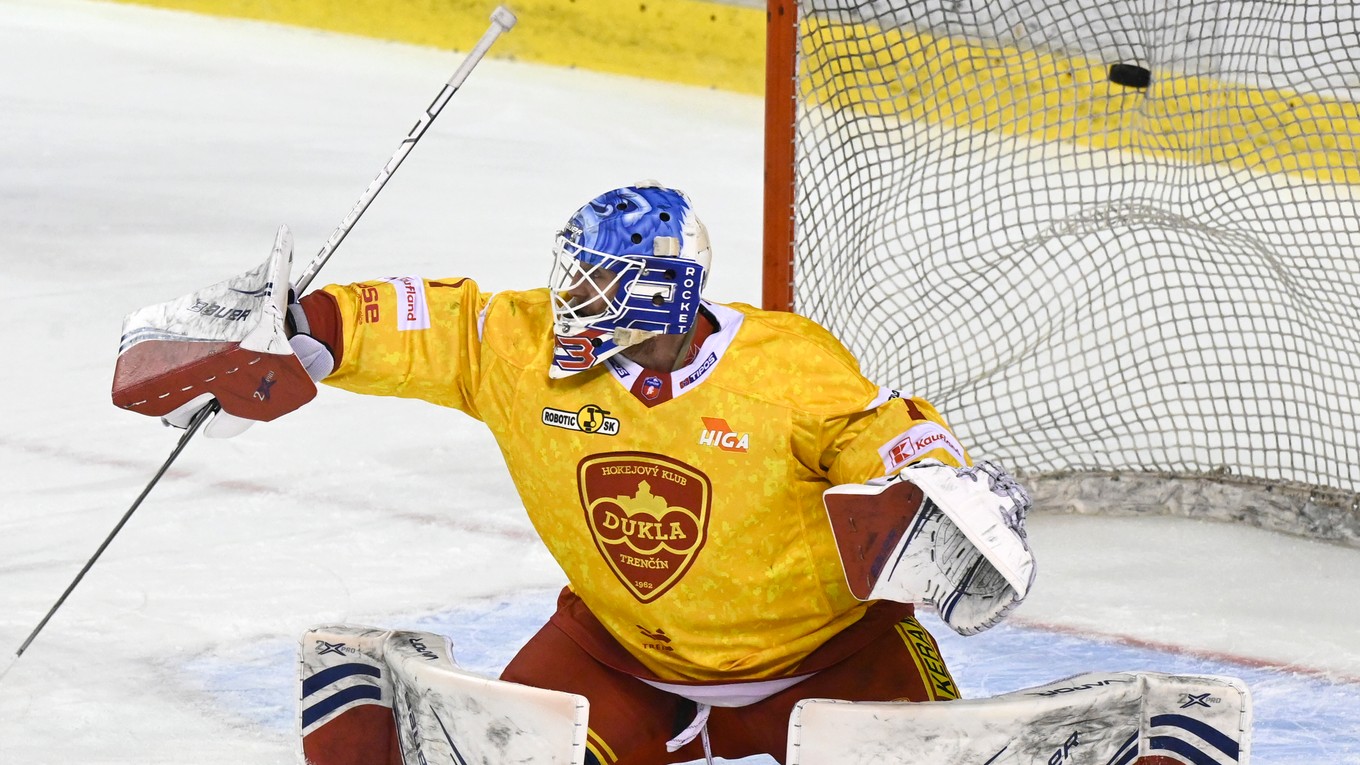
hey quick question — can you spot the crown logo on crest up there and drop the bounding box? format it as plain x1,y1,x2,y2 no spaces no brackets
592,480,699,551
578,453,712,603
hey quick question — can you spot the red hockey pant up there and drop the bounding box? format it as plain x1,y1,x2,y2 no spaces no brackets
500,615,958,765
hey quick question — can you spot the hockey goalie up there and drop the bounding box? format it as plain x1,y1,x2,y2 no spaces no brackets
117,185,1251,764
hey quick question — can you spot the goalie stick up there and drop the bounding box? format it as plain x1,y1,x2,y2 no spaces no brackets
294,6,517,293
0,6,518,688
0,406,214,687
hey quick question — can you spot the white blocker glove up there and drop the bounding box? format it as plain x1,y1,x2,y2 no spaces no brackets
160,329,332,437
113,225,321,438
161,289,335,437
823,459,1036,635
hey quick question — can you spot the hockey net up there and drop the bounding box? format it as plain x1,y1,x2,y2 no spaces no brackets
763,1,1360,541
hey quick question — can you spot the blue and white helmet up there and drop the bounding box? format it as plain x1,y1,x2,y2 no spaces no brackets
549,182,711,378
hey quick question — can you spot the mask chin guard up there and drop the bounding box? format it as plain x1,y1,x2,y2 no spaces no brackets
612,326,662,348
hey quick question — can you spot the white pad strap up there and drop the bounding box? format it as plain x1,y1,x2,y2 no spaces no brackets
660,702,712,751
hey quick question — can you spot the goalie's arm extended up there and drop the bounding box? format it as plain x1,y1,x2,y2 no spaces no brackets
289,276,493,416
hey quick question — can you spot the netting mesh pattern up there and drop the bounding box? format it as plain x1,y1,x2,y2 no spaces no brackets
790,0,1360,493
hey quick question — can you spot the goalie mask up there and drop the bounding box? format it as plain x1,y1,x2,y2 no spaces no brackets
548,182,711,378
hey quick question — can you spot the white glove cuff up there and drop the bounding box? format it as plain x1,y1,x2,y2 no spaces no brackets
289,333,335,382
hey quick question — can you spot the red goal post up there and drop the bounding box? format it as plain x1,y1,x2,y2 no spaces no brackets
763,0,799,313
760,0,1360,541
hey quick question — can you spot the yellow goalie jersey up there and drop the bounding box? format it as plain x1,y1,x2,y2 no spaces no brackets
314,276,969,682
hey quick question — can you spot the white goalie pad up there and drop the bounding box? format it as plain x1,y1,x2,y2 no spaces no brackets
788,671,1252,765
111,225,316,425
824,460,1036,635
299,625,589,765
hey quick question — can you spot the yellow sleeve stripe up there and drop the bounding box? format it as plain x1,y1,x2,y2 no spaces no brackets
586,728,619,765
895,617,960,701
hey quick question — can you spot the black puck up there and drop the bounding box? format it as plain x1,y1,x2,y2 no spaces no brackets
1108,63,1151,88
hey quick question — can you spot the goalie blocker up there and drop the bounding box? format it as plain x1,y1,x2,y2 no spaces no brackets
111,225,316,436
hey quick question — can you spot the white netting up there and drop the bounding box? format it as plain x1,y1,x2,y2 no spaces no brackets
788,0,1360,512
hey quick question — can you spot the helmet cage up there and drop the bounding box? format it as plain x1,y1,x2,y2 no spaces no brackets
550,233,707,341
547,183,711,378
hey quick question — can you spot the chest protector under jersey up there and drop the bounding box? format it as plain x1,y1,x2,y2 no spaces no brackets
313,277,968,682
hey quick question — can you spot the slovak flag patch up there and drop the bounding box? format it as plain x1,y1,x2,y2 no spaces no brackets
641,375,664,400
879,421,967,472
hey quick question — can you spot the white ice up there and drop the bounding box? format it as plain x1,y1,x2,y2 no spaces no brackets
1,1,1358,763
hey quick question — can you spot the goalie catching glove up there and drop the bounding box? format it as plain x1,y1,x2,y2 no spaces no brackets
111,225,328,437
824,460,1036,635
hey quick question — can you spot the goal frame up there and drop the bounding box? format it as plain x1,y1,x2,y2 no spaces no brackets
762,0,798,313
756,0,1360,545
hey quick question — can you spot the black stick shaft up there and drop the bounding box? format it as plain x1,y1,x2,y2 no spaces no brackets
292,6,516,293
0,404,214,684
0,7,515,688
